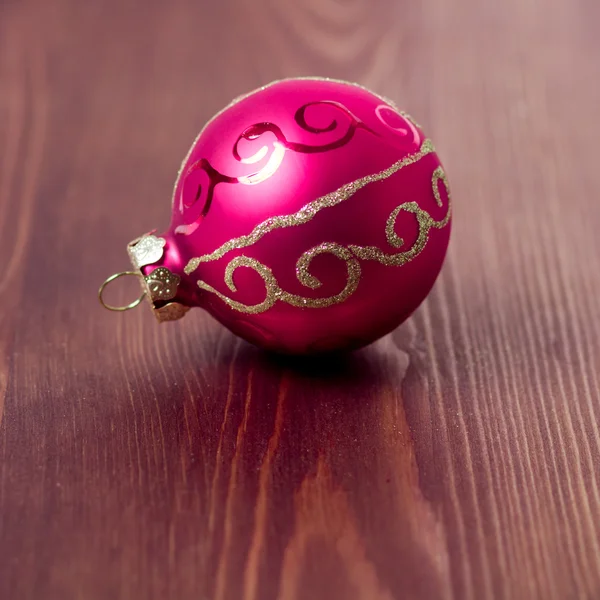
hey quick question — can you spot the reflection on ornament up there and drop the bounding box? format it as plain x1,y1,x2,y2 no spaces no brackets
238,142,286,185
375,104,420,143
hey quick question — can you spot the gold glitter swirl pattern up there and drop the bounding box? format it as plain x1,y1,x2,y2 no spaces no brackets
184,139,435,275
191,157,450,315
294,243,361,300
197,243,361,314
350,166,451,265
431,165,448,207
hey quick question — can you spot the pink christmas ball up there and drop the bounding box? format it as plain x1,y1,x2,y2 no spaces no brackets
127,78,452,354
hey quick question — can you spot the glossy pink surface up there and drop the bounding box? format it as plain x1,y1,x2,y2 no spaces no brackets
146,78,451,354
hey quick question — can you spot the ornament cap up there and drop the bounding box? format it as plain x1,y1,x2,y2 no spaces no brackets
98,235,190,323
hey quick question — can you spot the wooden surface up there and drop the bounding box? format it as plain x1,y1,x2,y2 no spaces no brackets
1,0,600,598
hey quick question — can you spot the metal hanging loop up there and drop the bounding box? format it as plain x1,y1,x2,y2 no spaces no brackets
98,271,146,312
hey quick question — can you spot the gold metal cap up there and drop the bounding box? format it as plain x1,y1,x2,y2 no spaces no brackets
98,235,190,323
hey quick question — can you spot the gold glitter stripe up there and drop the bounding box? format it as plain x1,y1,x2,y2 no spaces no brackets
195,166,451,315
184,139,435,275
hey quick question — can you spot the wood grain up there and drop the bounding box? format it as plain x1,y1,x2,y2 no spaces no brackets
1,0,600,598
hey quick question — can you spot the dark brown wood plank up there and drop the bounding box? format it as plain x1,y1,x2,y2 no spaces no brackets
1,0,600,598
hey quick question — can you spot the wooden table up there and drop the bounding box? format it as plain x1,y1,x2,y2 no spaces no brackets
1,0,599,598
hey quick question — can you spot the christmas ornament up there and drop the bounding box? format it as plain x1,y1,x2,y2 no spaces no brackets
99,77,452,354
